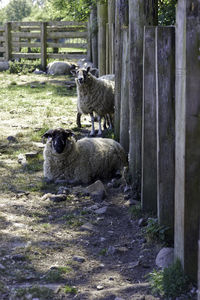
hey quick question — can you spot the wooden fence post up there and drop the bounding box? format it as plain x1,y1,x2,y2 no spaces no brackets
40,22,47,70
174,0,200,281
156,26,175,238
4,22,11,61
142,26,157,213
120,27,129,153
90,5,98,68
97,1,108,76
129,0,158,198
108,0,115,74
198,237,200,300
115,0,128,142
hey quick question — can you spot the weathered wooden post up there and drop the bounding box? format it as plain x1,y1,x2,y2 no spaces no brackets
97,1,108,76
115,0,128,141
198,235,200,300
119,3,129,153
174,0,200,281
108,0,115,74
40,22,47,70
129,0,158,198
142,26,157,213
4,22,12,61
156,26,175,237
90,5,98,68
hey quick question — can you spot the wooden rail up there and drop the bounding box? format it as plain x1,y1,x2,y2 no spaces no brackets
0,21,89,68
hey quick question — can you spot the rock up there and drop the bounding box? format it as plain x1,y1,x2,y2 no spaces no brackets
12,254,26,261
7,136,18,143
49,194,67,202
96,285,104,290
94,206,108,215
155,247,174,269
86,204,99,212
138,218,147,227
116,247,128,254
100,237,106,242
86,180,107,201
0,263,5,270
57,186,70,195
107,246,116,255
25,152,38,160
73,256,85,263
127,261,140,269
33,68,45,74
81,222,98,232
114,298,125,300
47,61,72,75
0,61,9,71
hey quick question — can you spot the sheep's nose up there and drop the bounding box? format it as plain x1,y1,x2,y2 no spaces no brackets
78,78,83,84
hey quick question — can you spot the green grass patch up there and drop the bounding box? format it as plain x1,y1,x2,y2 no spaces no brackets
148,260,190,298
64,284,78,295
15,285,54,299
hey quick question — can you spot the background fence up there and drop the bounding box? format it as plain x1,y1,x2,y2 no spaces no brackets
0,21,89,69
88,0,200,287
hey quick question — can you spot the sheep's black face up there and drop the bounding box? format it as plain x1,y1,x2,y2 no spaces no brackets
76,66,90,85
52,133,66,154
43,128,73,154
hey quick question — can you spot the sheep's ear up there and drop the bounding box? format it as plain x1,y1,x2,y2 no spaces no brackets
86,66,90,73
70,69,77,76
42,129,54,139
64,129,73,139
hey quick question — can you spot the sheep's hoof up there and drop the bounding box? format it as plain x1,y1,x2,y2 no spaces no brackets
97,131,102,137
89,131,95,137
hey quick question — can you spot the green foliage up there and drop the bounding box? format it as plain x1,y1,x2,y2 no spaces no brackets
8,60,40,74
148,260,189,298
5,0,32,21
64,285,78,294
129,204,143,218
15,285,54,299
144,218,169,243
158,0,177,25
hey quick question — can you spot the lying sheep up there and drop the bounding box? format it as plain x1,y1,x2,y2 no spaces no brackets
43,128,127,184
71,67,115,136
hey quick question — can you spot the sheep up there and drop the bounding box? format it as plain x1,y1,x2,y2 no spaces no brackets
71,66,115,136
43,128,127,184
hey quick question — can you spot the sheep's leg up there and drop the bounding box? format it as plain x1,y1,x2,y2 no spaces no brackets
76,112,82,128
103,115,108,130
97,115,103,136
90,112,95,136
108,114,113,130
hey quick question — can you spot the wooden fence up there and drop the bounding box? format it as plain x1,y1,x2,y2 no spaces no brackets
0,21,89,69
88,0,200,285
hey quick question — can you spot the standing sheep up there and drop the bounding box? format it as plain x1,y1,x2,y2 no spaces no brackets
43,128,127,184
71,67,115,136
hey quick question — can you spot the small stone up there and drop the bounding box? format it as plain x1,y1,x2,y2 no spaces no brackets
86,204,99,211
57,186,70,195
127,261,140,269
86,180,107,201
96,285,104,290
115,298,125,300
156,247,174,269
7,136,18,143
49,194,67,202
107,246,116,255
138,218,147,227
100,237,106,242
12,254,26,261
94,206,108,215
81,222,98,232
116,247,128,254
73,256,85,263
0,263,5,270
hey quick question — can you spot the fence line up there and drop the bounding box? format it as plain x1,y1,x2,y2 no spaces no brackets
0,21,89,69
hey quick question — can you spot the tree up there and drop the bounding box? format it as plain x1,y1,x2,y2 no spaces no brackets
158,0,177,25
5,0,32,21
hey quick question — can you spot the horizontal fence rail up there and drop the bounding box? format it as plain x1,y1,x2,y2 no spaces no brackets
0,21,89,68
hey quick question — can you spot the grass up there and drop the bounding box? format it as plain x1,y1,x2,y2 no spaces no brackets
147,259,190,298
0,71,78,195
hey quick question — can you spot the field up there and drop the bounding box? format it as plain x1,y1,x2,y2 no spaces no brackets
0,72,171,300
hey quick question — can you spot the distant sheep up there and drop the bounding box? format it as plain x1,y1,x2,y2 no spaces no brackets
71,67,115,136
47,61,74,75
43,128,127,184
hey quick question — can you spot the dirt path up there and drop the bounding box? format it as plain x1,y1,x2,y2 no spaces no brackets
0,169,162,299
